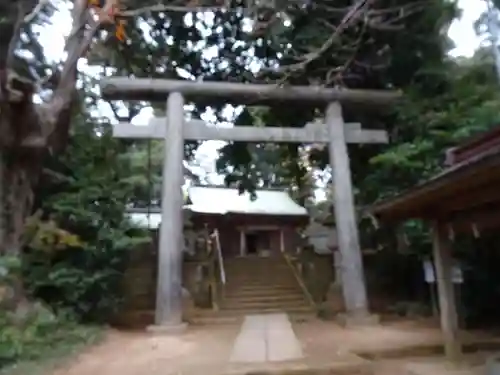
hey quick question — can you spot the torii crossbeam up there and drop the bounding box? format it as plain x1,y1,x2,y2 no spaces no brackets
113,118,388,144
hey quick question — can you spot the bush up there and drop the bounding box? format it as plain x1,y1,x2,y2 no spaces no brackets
21,219,149,322
23,121,150,322
0,303,102,372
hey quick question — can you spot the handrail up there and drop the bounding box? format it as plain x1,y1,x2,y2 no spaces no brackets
282,252,317,309
204,228,218,310
211,229,226,285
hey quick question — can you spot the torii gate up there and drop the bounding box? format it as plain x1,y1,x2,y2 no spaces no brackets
101,78,400,332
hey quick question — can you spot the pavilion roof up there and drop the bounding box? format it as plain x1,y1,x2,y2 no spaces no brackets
370,125,500,229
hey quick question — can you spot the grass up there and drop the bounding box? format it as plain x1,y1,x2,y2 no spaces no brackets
0,321,104,375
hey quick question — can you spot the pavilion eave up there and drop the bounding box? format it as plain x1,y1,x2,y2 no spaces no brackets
370,143,500,223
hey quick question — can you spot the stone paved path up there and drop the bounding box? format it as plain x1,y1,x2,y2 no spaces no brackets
229,313,303,363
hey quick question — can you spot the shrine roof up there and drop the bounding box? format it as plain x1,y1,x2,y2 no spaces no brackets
127,186,308,228
185,185,308,217
370,125,500,224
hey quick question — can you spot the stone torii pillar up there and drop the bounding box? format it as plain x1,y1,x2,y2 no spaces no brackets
150,92,187,333
102,78,401,329
327,102,377,325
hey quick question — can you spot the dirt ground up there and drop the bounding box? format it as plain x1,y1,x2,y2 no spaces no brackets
51,326,237,375
49,319,499,375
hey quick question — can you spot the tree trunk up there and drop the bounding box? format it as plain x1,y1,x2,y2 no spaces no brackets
0,0,83,318
0,148,42,319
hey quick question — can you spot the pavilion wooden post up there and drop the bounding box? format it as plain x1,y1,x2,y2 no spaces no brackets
148,92,187,333
326,102,373,324
432,222,461,362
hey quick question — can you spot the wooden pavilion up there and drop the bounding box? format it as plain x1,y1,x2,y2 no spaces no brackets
370,125,500,361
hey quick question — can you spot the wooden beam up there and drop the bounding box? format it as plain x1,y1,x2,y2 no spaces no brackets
327,102,370,320
432,222,461,362
101,78,402,106
376,200,500,235
377,176,500,222
113,119,388,144
440,202,500,235
434,180,500,215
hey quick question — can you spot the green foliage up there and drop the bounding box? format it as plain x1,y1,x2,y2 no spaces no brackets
23,212,85,253
22,112,150,322
0,305,101,373
366,58,500,203
214,0,462,197
0,256,21,280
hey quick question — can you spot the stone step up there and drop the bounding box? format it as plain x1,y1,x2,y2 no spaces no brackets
222,293,307,303
225,268,291,272
226,284,300,290
226,276,294,281
228,280,298,286
226,271,295,282
227,272,294,277
189,315,242,325
225,285,302,294
195,305,315,317
223,292,303,300
226,282,299,292
227,268,292,274
122,297,311,313
227,262,291,267
114,308,316,327
221,300,310,310
225,257,285,262
227,273,295,278
190,309,316,325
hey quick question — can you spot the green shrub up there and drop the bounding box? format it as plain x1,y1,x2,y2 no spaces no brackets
0,303,102,372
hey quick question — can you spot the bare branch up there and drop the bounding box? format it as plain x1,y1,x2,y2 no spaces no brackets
24,0,52,24
276,0,373,75
6,3,28,70
327,20,367,85
120,4,226,16
43,0,101,129
257,0,430,81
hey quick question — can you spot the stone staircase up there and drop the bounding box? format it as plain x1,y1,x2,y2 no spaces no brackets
190,256,316,325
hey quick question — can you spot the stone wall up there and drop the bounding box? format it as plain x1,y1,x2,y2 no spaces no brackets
114,233,211,328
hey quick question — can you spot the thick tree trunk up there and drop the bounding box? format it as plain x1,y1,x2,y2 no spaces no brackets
3,159,36,255
0,0,87,320
0,148,41,319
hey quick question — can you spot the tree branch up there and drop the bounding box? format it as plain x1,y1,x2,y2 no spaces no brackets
41,0,102,136
274,0,373,75
6,3,27,71
120,3,226,16
23,0,52,24
262,0,429,81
